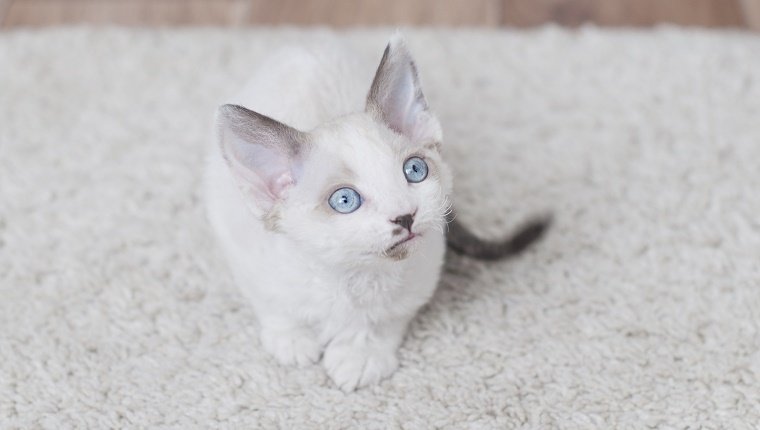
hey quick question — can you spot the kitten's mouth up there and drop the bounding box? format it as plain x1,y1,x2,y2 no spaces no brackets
387,233,418,252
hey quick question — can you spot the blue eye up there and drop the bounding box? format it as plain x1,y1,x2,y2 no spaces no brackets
403,157,428,183
328,187,362,214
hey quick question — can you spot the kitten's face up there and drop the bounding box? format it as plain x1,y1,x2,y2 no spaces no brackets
278,114,452,262
217,35,448,263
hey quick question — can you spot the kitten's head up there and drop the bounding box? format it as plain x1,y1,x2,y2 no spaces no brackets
216,36,452,263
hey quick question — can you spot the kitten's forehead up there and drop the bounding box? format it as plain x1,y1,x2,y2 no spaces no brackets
309,113,408,172
314,113,404,153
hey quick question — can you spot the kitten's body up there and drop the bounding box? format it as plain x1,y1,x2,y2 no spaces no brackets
206,37,546,391
206,39,449,390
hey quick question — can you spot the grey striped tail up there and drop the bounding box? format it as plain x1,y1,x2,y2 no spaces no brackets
445,213,551,261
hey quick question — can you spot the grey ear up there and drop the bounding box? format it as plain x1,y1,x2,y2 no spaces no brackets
366,35,442,144
216,104,308,208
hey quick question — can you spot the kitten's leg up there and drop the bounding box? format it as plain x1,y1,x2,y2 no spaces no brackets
258,313,321,367
322,315,412,391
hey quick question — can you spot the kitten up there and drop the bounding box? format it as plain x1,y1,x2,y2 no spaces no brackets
205,35,548,391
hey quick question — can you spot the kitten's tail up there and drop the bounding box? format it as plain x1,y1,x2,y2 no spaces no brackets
445,212,551,261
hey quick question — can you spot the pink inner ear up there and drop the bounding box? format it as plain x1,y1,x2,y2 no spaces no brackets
269,172,295,200
223,128,299,204
384,67,417,135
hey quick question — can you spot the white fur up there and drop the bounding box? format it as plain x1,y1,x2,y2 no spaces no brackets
205,36,453,391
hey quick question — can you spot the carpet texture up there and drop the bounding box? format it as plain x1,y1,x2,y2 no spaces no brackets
2,27,760,428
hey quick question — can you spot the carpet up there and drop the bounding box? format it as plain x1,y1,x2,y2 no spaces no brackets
2,27,760,428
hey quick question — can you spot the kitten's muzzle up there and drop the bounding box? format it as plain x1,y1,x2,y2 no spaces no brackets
386,209,420,255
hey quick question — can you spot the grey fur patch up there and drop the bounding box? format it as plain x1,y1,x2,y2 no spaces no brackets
384,246,410,261
336,165,357,184
262,207,283,232
218,104,308,157
424,141,442,152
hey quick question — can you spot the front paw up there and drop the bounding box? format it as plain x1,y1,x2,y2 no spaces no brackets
260,326,321,367
323,343,399,392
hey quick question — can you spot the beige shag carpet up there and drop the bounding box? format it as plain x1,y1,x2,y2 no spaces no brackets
2,27,760,428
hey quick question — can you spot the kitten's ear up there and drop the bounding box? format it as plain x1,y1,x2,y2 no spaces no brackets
216,104,308,210
366,35,442,145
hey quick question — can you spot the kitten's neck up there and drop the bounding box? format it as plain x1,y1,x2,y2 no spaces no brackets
340,259,405,306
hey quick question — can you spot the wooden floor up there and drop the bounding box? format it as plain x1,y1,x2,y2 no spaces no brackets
1,0,759,30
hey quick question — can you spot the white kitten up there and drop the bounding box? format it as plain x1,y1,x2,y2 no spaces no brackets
205,35,547,391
